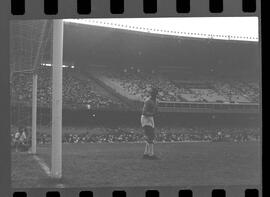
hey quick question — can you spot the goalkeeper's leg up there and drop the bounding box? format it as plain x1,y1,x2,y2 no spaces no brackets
148,127,159,159
143,126,152,157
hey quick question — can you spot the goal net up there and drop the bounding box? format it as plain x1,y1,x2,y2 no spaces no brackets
10,20,54,152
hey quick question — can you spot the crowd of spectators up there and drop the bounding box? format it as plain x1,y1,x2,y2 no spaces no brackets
95,69,186,102
11,126,260,148
37,68,52,106
94,69,259,103
214,82,251,103
11,67,260,110
11,67,125,110
233,81,260,103
11,72,32,104
184,88,227,102
62,70,124,109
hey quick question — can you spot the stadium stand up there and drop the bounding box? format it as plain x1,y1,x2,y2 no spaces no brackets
11,125,260,146
88,68,259,103
11,66,260,111
11,66,127,110
91,68,186,102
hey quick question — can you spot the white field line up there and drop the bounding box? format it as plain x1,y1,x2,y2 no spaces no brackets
33,155,67,188
33,155,51,177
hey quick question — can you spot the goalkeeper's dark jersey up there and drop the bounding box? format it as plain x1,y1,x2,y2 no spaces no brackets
142,98,158,117
141,97,158,128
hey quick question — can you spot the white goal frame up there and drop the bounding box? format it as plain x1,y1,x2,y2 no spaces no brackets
31,19,64,178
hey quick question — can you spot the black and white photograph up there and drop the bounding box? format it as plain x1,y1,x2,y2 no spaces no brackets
10,18,261,188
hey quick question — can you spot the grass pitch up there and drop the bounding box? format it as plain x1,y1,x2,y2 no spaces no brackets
12,141,261,188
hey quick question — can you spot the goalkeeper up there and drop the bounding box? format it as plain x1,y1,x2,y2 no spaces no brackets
141,87,159,159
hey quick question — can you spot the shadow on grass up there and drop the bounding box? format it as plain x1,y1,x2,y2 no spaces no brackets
39,177,69,188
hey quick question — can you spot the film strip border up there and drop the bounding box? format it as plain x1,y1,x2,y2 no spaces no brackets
11,0,257,15
13,187,261,197
1,0,262,197
9,0,259,18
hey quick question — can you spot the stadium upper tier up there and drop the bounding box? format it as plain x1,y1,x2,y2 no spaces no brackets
10,66,259,110
60,23,259,78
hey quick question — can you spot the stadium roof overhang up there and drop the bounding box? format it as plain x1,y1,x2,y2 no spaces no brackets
39,21,258,76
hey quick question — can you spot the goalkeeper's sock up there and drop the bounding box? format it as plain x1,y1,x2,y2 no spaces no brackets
144,142,149,155
149,144,154,156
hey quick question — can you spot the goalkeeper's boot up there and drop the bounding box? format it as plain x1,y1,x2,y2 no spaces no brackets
148,155,159,160
142,154,150,159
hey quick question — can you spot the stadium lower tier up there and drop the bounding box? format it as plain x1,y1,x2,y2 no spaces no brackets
11,106,260,128
11,125,260,146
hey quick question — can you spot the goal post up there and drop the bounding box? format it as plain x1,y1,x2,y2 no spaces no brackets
30,20,47,155
51,19,64,178
31,73,37,154
10,19,64,178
